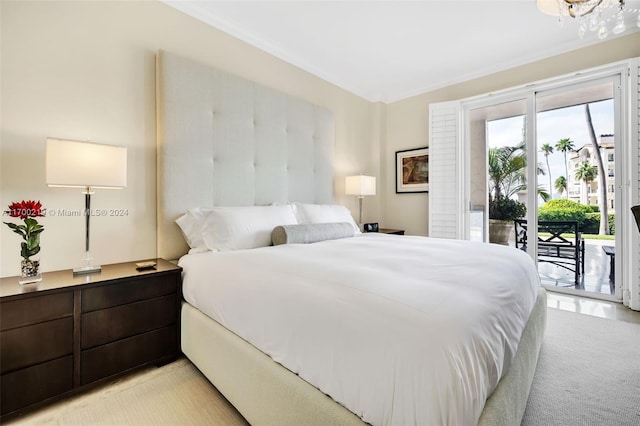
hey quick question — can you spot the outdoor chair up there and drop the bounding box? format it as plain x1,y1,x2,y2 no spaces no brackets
514,220,585,285
632,205,640,233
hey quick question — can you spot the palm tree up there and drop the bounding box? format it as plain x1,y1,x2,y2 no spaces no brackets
575,161,598,205
540,143,554,197
489,145,524,202
555,176,567,198
489,141,550,206
487,121,549,244
487,142,528,244
585,104,609,235
555,138,575,199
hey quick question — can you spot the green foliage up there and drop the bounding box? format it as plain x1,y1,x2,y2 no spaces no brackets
582,213,614,235
575,161,598,183
539,200,614,234
3,217,44,260
609,214,615,234
488,140,549,219
538,199,591,226
582,213,600,234
489,196,526,221
488,143,527,201
554,176,567,195
538,209,584,225
555,138,575,153
540,143,554,155
540,199,590,212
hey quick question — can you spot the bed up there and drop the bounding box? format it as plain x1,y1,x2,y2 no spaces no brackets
156,51,546,425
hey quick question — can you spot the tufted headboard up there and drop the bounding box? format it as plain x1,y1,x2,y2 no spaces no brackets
156,51,335,260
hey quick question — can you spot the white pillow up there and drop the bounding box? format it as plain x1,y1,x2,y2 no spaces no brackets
175,209,208,252
292,203,360,234
200,205,298,251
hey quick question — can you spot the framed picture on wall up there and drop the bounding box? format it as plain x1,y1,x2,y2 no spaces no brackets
395,147,429,193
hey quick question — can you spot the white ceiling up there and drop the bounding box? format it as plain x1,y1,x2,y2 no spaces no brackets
163,1,640,103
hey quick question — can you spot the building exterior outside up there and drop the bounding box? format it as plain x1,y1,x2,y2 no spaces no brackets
567,134,615,210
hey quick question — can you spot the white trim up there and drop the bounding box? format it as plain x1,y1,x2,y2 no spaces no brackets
540,284,620,302
462,108,471,241
462,60,631,107
612,72,626,303
625,58,640,310
526,94,539,263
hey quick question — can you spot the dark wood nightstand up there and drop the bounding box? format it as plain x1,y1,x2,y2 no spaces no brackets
0,259,182,419
378,228,405,235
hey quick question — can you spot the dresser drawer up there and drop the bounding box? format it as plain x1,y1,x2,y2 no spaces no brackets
1,292,73,331
81,294,177,349
0,355,73,416
81,325,177,385
82,274,178,313
0,317,73,374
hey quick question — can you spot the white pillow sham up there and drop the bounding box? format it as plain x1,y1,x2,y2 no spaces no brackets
175,209,209,253
292,203,360,234
176,205,298,252
200,205,298,251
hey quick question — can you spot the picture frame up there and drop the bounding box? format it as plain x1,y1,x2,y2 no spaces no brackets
395,147,429,193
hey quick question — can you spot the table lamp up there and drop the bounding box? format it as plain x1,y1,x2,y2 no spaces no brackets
46,138,127,275
345,175,376,225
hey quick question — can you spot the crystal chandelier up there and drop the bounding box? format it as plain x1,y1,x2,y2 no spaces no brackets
537,0,640,39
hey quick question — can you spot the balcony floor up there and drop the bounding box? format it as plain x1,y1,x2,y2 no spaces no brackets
538,238,616,298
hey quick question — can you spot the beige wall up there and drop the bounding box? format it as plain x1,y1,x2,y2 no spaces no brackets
0,0,379,276
2,1,638,276
384,32,640,236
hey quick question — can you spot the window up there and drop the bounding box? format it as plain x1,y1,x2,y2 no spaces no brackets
608,153,614,162
608,169,614,177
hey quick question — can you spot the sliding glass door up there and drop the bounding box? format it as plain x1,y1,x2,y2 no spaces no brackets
535,76,622,300
463,73,625,301
467,97,533,253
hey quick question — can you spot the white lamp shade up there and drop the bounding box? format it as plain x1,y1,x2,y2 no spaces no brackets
345,175,376,196
46,138,127,189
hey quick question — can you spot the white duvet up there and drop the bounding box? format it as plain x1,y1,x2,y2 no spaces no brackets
180,234,540,426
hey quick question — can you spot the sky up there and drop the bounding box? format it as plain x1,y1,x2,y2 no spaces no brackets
487,99,614,201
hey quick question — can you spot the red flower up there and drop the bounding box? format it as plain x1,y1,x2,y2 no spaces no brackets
6,200,44,219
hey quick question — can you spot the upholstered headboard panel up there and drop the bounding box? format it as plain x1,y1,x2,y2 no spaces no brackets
157,51,335,260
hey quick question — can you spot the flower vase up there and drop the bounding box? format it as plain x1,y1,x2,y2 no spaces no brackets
20,258,42,284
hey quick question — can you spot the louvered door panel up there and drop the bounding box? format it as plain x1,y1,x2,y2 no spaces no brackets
429,102,462,239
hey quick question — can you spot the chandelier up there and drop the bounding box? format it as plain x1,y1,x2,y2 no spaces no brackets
537,0,640,39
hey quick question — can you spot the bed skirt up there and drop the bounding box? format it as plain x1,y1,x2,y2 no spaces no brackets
181,287,547,425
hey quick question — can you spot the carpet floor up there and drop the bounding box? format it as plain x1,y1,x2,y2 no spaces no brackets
521,308,640,426
6,307,640,425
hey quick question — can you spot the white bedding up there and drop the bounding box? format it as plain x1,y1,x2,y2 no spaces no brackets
180,234,540,426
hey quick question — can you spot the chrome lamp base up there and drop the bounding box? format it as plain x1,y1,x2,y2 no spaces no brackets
73,250,101,275
73,264,102,275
